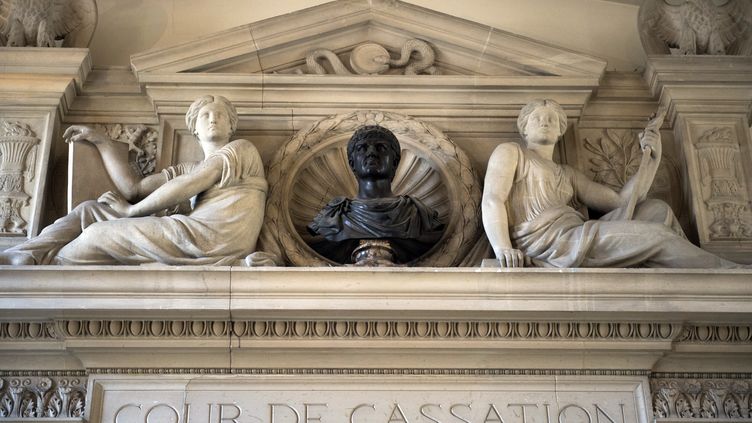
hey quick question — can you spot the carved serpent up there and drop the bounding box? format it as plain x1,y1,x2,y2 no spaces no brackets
305,49,353,75
390,39,438,75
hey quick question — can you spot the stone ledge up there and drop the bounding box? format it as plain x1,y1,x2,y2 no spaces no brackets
0,266,750,321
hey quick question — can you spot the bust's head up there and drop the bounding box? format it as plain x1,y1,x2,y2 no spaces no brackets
185,95,239,141
347,125,402,182
517,99,568,147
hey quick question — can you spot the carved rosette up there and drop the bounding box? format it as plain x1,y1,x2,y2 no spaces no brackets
694,127,752,240
260,110,481,266
0,121,40,236
651,378,752,420
0,377,86,419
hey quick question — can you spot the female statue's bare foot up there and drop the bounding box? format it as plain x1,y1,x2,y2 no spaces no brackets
0,252,36,265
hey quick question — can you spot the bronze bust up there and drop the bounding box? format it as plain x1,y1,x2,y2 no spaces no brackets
308,125,444,265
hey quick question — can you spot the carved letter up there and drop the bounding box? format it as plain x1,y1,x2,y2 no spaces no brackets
508,404,538,423
558,405,592,423
350,404,375,423
219,404,242,423
450,404,472,423
542,404,551,423
146,404,180,423
305,403,327,423
388,404,410,423
114,403,142,423
483,404,504,423
270,404,301,423
420,404,442,423
183,403,191,423
593,404,625,423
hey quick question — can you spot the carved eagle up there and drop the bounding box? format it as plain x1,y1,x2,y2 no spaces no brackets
643,0,751,55
0,0,96,47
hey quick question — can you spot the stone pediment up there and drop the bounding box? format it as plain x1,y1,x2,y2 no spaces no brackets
130,0,606,78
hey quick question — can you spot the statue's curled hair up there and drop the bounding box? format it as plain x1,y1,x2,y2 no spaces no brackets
516,99,568,141
185,95,239,136
347,125,402,167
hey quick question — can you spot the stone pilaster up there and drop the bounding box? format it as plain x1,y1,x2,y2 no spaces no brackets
0,48,91,249
646,56,752,263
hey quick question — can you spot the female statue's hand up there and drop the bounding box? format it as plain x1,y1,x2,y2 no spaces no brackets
497,248,526,268
63,125,112,146
98,191,134,217
639,127,661,157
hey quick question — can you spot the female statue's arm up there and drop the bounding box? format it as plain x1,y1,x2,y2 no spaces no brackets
63,125,167,201
482,143,525,267
98,156,223,218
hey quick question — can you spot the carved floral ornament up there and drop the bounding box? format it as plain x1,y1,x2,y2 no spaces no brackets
0,376,86,419
0,120,39,236
258,110,483,267
582,128,684,217
652,378,752,419
694,127,752,240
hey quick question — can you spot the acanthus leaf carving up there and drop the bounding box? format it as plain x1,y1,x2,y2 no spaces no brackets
651,377,752,420
0,377,86,419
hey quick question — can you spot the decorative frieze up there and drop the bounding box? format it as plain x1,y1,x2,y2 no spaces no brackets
48,319,682,342
677,324,752,344
0,121,40,236
651,377,752,420
0,376,86,419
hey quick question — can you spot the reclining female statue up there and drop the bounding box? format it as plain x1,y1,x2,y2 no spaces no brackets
482,98,748,268
0,95,267,265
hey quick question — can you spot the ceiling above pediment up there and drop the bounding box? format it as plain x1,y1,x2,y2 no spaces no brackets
130,0,607,79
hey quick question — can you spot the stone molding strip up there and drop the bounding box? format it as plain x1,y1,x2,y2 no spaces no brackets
85,367,652,376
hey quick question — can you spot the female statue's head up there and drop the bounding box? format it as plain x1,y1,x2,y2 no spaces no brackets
347,125,402,182
517,99,568,146
185,95,239,139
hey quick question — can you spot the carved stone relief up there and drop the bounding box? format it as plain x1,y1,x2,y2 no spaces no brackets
0,0,97,47
259,110,482,266
651,377,752,420
694,127,752,240
580,128,684,217
0,376,86,419
295,39,438,75
0,121,39,236
92,124,159,177
639,0,752,55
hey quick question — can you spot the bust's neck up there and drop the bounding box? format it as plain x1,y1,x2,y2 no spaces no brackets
356,178,394,200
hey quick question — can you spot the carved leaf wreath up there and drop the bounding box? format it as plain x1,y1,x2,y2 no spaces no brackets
583,129,641,190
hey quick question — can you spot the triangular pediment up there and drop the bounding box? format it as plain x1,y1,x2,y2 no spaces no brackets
130,0,606,78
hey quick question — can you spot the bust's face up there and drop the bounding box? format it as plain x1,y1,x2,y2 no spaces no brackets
349,137,398,181
524,106,561,146
194,102,232,143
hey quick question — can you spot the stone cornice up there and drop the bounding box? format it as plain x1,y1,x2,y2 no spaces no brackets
0,267,751,321
644,56,752,123
0,48,92,115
